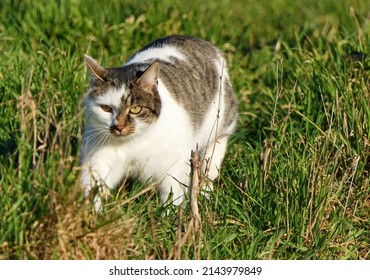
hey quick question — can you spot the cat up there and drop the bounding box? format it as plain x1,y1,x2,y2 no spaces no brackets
80,35,238,211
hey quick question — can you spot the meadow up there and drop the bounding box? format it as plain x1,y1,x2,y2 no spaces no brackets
0,0,369,259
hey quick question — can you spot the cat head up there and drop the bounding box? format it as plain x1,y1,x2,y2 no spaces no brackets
84,55,161,140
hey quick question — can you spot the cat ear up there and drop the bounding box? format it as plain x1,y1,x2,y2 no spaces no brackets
85,55,106,82
137,62,160,91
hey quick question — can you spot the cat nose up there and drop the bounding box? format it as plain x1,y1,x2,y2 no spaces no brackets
110,125,124,133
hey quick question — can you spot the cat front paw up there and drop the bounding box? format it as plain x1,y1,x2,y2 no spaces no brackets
83,184,108,213
159,184,186,206
92,195,103,213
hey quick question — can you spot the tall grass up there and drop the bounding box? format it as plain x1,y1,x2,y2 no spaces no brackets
0,0,369,259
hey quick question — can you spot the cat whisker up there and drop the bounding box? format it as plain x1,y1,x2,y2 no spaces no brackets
83,126,111,139
84,125,109,133
86,132,111,158
86,136,108,159
84,131,107,141
83,133,107,149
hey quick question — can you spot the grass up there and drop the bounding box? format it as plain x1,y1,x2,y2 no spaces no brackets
0,0,369,259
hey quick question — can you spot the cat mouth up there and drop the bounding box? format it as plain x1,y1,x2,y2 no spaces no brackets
109,126,133,137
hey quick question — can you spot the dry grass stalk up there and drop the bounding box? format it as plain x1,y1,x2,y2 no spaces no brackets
170,147,204,259
190,147,202,233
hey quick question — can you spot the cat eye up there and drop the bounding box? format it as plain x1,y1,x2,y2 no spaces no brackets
130,105,142,114
100,105,113,113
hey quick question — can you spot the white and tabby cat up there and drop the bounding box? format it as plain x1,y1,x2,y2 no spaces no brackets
80,35,238,210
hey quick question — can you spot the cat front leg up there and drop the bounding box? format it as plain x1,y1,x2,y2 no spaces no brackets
157,168,189,206
80,163,107,212
80,159,122,212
